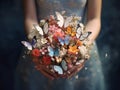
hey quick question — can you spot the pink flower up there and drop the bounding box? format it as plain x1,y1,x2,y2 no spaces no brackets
49,25,59,32
49,25,64,33
56,28,62,32
53,31,65,39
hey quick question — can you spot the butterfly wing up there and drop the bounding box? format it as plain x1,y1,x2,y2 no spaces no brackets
31,37,37,47
61,11,66,15
64,35,70,45
64,16,73,28
54,48,59,56
76,27,82,38
78,23,84,29
58,38,64,46
21,41,32,50
53,65,63,74
43,23,48,34
33,24,44,35
61,60,67,71
48,46,54,57
80,32,92,41
55,12,64,27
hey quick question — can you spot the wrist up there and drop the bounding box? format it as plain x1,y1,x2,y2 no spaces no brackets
27,26,36,40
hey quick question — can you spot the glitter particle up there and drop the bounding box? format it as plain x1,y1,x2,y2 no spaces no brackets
85,67,88,70
105,53,108,58
75,75,79,79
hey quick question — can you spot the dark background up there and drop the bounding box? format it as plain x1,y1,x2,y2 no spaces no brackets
0,0,120,90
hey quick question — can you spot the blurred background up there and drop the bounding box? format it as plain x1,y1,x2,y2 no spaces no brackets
0,0,120,90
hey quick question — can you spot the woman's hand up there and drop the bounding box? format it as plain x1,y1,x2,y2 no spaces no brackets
33,57,84,79
33,58,59,80
84,0,102,44
68,64,84,79
63,45,91,79
23,0,38,39
35,65,57,80
63,60,85,79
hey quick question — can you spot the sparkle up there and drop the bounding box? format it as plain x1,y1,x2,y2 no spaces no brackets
85,67,88,70
105,53,108,58
75,75,79,79
22,55,26,59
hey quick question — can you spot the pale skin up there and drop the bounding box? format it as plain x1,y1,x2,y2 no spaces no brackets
23,0,102,79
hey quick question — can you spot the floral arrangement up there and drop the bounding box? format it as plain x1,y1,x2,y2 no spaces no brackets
21,11,92,79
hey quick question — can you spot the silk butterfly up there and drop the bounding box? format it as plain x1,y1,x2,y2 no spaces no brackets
33,24,44,35
48,46,59,57
53,65,63,75
58,35,70,46
76,27,92,41
55,12,64,27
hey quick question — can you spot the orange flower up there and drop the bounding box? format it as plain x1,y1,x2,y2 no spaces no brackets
32,49,40,57
66,26,76,36
76,40,83,46
68,45,79,54
66,26,72,34
71,32,76,37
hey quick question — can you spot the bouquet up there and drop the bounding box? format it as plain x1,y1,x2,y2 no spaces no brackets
21,11,92,79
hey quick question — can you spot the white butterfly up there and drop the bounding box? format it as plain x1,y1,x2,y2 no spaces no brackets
61,60,67,71
43,23,49,34
55,12,64,27
61,11,66,15
64,16,73,28
76,27,91,41
21,41,32,50
76,27,82,39
53,65,63,75
33,24,44,35
78,23,84,29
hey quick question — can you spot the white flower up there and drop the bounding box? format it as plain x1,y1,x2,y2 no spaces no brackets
78,46,87,58
41,38,48,44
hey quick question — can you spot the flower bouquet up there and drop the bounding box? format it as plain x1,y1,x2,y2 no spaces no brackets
21,11,92,79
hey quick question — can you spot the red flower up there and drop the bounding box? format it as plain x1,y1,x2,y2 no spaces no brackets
52,35,58,42
32,49,40,57
42,55,51,65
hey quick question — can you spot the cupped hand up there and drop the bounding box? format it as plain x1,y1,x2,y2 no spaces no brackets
62,60,85,79
35,65,58,80
32,58,59,80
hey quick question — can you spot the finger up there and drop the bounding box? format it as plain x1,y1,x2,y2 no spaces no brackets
67,65,83,79
60,73,67,78
63,65,78,78
38,68,55,80
33,58,59,79
67,64,84,79
35,65,59,79
42,67,59,78
64,66,77,78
